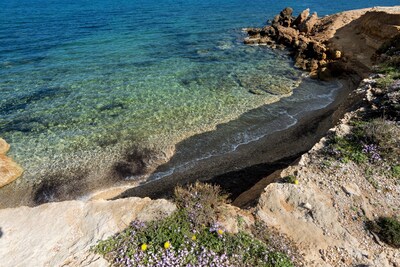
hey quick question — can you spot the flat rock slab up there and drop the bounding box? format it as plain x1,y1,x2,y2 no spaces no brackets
0,197,176,267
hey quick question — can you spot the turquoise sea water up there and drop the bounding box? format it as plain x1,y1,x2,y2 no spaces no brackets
1,0,398,205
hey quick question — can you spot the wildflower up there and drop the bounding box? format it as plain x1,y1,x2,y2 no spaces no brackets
191,235,196,241
164,241,171,249
141,243,147,251
217,229,224,235
362,144,382,162
294,179,299,185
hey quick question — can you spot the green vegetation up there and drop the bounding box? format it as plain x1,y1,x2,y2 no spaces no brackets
93,182,294,267
282,175,298,184
325,117,400,188
367,216,400,248
391,165,400,180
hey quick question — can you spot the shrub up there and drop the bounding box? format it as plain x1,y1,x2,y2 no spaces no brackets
361,118,400,163
376,34,400,56
282,175,297,184
325,118,399,165
174,181,228,229
367,217,400,248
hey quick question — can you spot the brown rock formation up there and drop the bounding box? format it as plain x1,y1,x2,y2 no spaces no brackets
298,12,318,33
293,8,310,27
0,138,10,154
0,138,23,188
244,7,400,80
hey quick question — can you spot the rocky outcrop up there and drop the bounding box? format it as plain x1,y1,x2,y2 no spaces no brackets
256,183,363,266
298,12,318,34
251,75,400,266
244,7,400,79
0,197,176,267
0,138,23,188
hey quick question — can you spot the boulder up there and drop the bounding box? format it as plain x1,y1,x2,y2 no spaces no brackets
244,37,260,45
332,49,342,59
293,8,310,27
299,12,318,33
272,14,281,27
280,7,293,19
310,59,320,72
276,25,299,45
295,56,308,70
261,25,276,37
0,138,10,154
0,138,23,188
0,197,176,266
247,28,261,37
279,7,294,27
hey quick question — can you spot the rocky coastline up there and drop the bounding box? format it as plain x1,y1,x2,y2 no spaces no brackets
244,6,400,79
0,6,399,267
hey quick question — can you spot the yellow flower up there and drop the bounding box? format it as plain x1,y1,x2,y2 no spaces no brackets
164,241,171,249
141,243,148,251
191,235,197,241
294,179,299,185
217,229,224,235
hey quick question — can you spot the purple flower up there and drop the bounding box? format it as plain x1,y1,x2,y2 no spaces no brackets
362,144,382,162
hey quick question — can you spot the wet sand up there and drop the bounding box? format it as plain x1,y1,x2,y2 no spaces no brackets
113,77,358,201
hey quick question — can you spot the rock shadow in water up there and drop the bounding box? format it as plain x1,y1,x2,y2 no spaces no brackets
33,170,89,205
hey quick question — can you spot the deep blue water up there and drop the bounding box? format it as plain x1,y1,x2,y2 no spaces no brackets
0,0,399,203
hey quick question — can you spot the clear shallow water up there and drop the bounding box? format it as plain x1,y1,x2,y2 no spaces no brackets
0,0,399,204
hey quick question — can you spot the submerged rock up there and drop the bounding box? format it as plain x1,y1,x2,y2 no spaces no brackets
0,138,23,188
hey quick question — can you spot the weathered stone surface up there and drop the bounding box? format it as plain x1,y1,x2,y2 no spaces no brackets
342,182,362,196
0,197,176,267
0,138,23,188
280,7,293,18
276,25,299,45
245,7,400,78
279,7,294,27
293,8,310,27
261,25,275,36
256,183,361,265
0,138,10,154
332,49,342,59
299,12,318,33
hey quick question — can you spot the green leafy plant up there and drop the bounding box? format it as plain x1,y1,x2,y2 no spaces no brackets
94,183,294,267
174,181,229,229
391,165,400,180
327,135,368,164
367,217,400,248
282,175,297,184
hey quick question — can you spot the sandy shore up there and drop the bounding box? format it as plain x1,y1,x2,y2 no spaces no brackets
113,77,357,200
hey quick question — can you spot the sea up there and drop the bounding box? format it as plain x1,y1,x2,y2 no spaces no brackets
1,0,398,206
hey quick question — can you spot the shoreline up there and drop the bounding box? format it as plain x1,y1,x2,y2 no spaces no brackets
0,5,399,267
2,5,397,209
112,77,357,201
0,74,345,208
